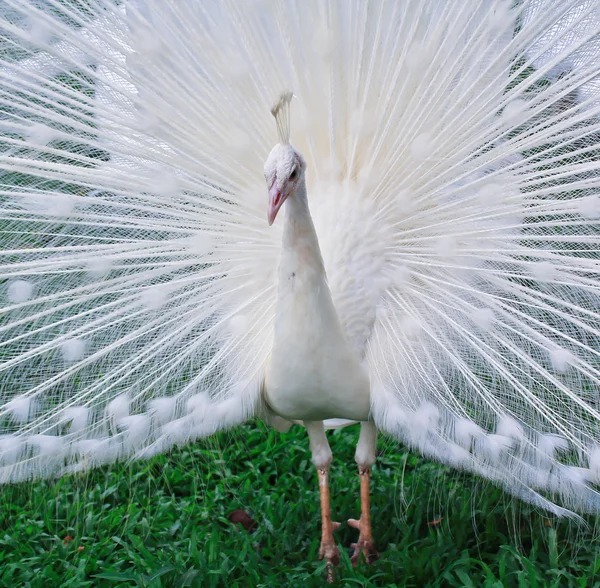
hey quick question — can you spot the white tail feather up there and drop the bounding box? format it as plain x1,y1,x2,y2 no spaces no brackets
60,407,90,433
0,0,599,516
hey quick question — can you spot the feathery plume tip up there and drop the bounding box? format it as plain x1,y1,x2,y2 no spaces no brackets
270,91,293,144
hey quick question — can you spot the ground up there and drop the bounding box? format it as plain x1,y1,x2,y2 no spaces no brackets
0,422,598,587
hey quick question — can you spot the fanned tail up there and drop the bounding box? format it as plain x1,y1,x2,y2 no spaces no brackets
0,0,599,518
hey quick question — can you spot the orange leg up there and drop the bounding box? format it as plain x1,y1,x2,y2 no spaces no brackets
348,421,379,565
317,467,341,582
348,465,379,565
305,421,340,582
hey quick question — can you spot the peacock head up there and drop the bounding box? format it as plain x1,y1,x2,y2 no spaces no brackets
264,143,306,226
264,91,306,225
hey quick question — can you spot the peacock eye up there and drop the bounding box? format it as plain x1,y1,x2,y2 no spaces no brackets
289,167,298,181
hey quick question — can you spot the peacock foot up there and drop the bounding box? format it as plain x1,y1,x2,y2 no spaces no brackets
319,538,341,565
319,521,341,582
349,537,379,565
319,540,340,582
348,518,379,566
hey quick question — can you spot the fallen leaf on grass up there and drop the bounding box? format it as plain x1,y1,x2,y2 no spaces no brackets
228,510,258,532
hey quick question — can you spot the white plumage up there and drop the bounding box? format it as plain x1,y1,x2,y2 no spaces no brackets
264,138,371,424
1,0,600,569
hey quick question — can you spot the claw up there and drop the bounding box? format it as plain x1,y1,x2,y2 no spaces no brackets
348,517,379,566
319,521,341,581
350,537,379,566
319,540,340,583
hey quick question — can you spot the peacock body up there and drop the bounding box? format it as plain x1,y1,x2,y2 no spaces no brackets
1,0,600,553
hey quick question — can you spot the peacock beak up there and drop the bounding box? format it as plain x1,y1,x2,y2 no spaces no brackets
267,184,285,225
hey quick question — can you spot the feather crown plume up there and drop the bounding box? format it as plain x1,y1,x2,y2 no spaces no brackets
270,91,294,144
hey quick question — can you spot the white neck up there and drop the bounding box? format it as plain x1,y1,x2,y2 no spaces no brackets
278,179,326,286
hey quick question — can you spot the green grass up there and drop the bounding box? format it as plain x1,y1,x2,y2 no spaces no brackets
1,422,599,587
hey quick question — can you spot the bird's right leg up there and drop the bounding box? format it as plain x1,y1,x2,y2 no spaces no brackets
305,420,340,581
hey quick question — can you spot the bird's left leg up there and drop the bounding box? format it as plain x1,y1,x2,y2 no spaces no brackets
305,420,340,581
348,420,379,565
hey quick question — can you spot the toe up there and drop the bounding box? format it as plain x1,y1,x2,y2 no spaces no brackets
350,539,379,566
347,518,360,530
319,541,341,567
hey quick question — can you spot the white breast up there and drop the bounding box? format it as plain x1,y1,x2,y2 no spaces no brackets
265,304,371,422
264,237,370,421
